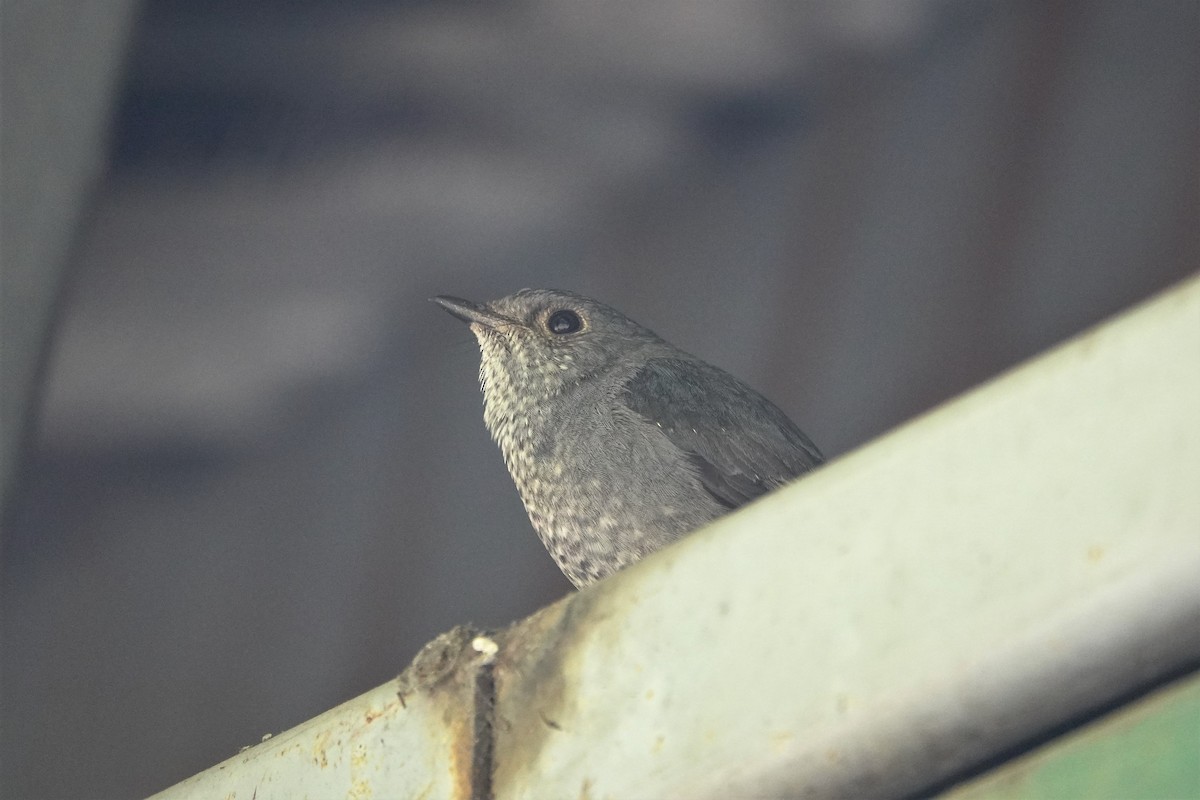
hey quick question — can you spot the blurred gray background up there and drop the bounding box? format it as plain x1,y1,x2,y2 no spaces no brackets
2,0,1197,797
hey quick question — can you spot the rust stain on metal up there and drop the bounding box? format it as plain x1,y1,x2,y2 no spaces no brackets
469,637,498,800
312,729,332,768
489,590,614,795
394,624,501,800
395,592,624,799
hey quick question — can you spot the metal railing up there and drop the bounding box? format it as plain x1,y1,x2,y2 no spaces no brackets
151,272,1200,800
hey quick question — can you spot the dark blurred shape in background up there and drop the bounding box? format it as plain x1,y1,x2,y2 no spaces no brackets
2,1,1197,797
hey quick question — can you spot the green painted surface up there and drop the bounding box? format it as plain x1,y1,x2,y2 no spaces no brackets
943,672,1200,800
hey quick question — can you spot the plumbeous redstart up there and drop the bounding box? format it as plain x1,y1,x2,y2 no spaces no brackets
433,289,823,587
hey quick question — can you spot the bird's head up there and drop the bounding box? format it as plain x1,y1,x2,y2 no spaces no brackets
432,289,664,403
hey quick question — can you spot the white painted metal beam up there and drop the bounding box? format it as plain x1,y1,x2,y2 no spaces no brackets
151,272,1200,799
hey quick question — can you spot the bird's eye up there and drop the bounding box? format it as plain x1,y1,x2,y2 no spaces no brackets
546,309,582,335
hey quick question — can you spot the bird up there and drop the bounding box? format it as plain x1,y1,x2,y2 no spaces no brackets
432,289,823,588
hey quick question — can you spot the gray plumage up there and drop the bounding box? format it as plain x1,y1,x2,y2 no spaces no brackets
432,289,823,587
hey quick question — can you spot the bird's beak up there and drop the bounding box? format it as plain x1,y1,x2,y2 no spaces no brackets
430,296,511,329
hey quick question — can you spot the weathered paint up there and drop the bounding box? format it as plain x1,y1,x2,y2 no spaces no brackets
149,626,489,800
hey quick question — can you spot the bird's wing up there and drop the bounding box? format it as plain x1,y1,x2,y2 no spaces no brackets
619,357,824,509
